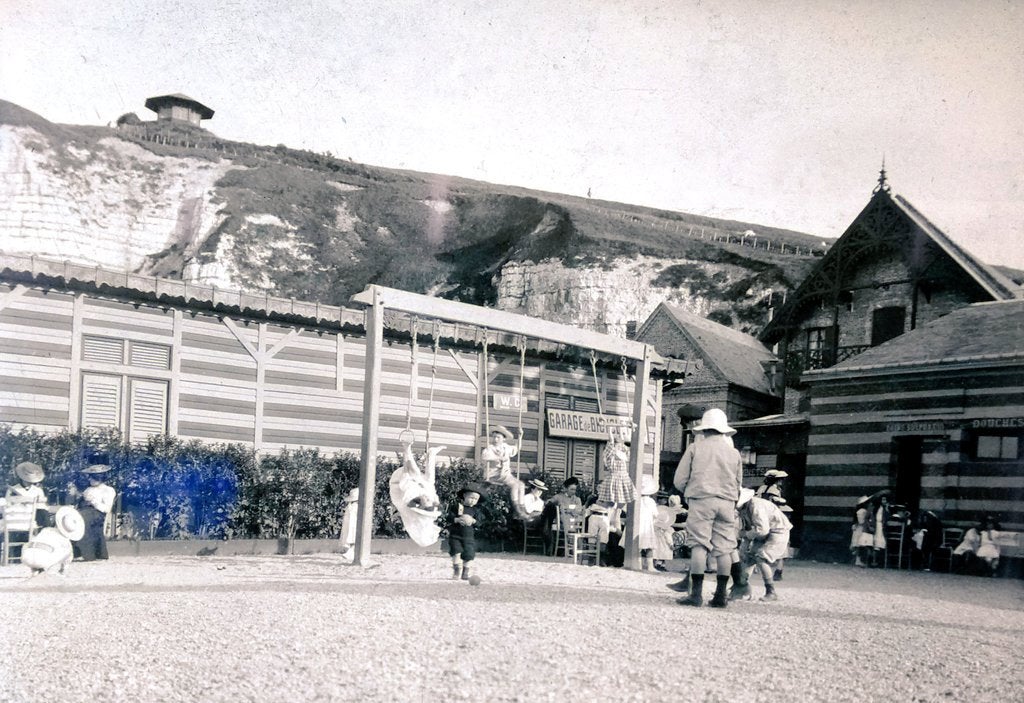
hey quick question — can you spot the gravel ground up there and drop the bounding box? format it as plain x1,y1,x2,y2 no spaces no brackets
1,553,1022,703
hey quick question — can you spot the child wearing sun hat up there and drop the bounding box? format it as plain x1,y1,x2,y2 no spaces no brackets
446,482,486,582
22,506,85,575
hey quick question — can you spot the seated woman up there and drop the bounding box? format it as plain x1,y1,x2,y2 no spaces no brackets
520,478,547,526
976,516,1002,577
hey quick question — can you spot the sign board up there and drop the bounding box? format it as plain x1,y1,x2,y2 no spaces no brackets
492,393,522,411
546,409,632,440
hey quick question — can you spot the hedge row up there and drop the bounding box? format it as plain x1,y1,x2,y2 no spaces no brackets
0,426,568,545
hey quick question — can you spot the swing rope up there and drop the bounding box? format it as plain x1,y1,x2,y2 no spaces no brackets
482,330,490,441
621,357,634,434
400,318,419,446
424,323,440,451
515,335,526,479
590,351,604,417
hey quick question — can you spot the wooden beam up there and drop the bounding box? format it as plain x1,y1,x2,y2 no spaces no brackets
351,285,660,363
354,287,384,566
622,344,652,570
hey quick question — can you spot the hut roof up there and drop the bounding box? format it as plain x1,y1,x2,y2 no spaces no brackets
144,94,215,119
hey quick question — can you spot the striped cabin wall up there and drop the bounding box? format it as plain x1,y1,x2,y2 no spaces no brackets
0,282,663,474
803,364,1024,554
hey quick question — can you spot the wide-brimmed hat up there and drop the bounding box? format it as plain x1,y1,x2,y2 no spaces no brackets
737,488,755,507
55,506,85,541
777,504,794,513
344,488,359,503
458,482,486,499
764,469,788,479
640,475,659,496
489,425,513,440
768,495,788,506
869,489,892,502
856,495,872,507
691,408,735,436
82,463,111,475
526,478,547,491
14,461,44,483
667,495,682,508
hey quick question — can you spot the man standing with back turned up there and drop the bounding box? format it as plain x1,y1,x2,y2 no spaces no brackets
672,408,743,608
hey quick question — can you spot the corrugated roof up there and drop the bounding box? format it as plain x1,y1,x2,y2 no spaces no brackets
656,303,777,395
807,298,1024,376
144,94,215,119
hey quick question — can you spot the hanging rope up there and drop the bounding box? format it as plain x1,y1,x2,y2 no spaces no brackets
515,335,526,478
590,351,604,417
621,357,634,435
400,318,419,446
424,323,440,451
482,330,490,441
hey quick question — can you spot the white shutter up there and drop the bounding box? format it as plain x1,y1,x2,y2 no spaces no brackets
575,397,600,413
129,341,171,370
544,437,568,482
571,442,597,481
128,378,168,442
81,374,122,429
82,336,125,364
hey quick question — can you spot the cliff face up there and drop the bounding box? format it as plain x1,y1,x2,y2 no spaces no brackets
497,257,769,336
0,125,232,273
0,100,823,336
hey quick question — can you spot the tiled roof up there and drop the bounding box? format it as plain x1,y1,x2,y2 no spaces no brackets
808,299,1024,375
657,303,777,395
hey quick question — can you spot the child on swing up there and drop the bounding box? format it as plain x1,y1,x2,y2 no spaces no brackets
480,425,527,516
389,435,445,547
597,421,636,533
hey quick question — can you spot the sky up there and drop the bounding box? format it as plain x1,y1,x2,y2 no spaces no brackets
2,0,1023,269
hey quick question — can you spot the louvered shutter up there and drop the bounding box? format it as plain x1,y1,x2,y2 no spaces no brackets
129,341,171,370
81,374,122,429
82,336,125,364
574,397,600,413
544,437,568,482
571,441,597,482
128,379,168,442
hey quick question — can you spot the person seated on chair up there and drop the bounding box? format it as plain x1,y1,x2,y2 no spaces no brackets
584,499,615,566
520,478,547,527
541,477,584,554
4,461,49,523
911,509,944,571
976,516,1002,577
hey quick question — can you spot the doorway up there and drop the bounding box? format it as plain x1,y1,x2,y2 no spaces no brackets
890,437,924,516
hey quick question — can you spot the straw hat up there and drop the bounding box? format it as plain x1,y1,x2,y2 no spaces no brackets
526,478,547,491
344,488,359,503
14,461,44,483
737,488,756,507
691,408,736,436
640,474,659,496
55,506,85,541
667,495,682,508
490,425,513,440
82,463,111,475
856,495,872,507
764,469,788,479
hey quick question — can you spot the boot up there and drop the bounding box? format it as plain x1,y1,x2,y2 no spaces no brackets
666,573,690,593
461,563,472,581
760,583,778,602
709,575,730,608
677,574,703,605
676,594,703,607
452,562,463,580
773,569,783,582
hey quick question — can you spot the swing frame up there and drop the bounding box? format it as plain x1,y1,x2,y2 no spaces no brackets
349,284,664,569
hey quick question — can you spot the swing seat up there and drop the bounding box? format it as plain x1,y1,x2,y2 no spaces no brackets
408,506,441,519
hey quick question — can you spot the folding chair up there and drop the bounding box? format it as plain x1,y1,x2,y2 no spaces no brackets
1,497,40,566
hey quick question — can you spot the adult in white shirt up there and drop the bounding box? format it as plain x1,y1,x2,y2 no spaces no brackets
75,463,116,561
520,478,547,526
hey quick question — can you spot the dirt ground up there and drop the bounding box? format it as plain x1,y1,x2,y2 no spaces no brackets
1,553,1022,702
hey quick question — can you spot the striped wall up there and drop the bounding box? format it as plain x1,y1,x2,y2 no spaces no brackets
803,364,1024,555
0,282,662,474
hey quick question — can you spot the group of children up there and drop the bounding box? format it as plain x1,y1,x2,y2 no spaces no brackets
2,458,116,575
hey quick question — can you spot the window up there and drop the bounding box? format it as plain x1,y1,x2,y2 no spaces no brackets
79,335,170,440
975,434,1020,460
871,307,905,346
804,327,835,369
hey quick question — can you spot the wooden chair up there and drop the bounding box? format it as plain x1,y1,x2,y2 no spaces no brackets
566,531,600,565
1,497,40,566
884,518,909,569
521,517,546,555
929,527,964,573
551,506,585,558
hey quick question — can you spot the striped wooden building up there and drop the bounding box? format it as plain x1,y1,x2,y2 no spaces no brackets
0,254,678,486
801,299,1024,559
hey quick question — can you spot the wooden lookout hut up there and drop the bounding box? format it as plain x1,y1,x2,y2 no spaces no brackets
144,94,215,126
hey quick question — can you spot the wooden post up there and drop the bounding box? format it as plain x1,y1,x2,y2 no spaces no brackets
622,345,651,570
354,287,384,566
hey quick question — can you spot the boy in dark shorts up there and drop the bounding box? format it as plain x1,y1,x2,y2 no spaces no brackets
447,482,485,582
